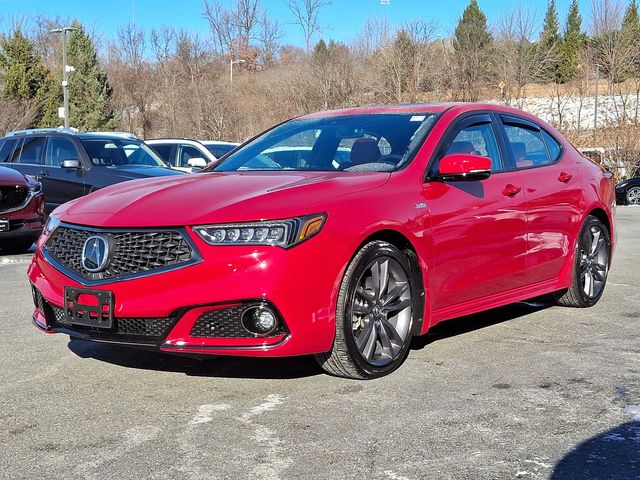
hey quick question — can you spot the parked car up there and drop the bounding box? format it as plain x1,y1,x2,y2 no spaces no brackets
0,129,183,215
616,176,640,205
147,138,239,172
29,103,615,379
0,166,44,253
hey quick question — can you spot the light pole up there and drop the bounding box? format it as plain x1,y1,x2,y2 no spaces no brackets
230,58,245,84
594,63,601,140
50,26,76,129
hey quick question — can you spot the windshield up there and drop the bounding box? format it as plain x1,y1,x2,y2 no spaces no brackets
81,139,169,168
212,113,437,173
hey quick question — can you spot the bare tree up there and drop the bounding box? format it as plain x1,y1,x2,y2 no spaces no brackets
258,13,283,68
288,0,331,53
109,22,155,137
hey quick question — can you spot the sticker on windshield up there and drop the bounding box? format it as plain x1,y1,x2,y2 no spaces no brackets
410,115,426,122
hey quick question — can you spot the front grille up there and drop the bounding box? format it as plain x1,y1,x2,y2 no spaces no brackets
190,306,254,338
0,186,29,212
45,226,196,282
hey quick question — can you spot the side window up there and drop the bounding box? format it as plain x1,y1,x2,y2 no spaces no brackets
542,130,562,162
151,144,173,163
503,124,551,169
444,122,502,171
15,137,46,164
179,145,204,167
0,139,18,163
46,138,80,167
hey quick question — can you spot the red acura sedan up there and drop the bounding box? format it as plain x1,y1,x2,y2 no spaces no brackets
28,104,615,379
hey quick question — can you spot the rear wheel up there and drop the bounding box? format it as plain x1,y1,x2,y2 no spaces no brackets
555,216,610,308
626,186,640,205
314,241,418,379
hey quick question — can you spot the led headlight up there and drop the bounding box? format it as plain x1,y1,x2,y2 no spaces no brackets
42,214,61,238
194,214,326,248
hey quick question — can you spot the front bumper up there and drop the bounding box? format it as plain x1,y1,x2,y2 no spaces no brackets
28,227,346,357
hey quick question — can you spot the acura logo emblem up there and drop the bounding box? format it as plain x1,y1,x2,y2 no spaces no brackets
81,235,111,272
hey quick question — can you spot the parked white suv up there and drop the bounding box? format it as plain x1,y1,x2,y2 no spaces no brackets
147,138,239,173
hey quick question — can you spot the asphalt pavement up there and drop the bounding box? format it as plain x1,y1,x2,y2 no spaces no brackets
1,207,639,480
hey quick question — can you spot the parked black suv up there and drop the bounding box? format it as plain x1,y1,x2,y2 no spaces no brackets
0,129,183,214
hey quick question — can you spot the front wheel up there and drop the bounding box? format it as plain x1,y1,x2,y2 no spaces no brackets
314,241,418,379
626,186,640,205
555,215,610,308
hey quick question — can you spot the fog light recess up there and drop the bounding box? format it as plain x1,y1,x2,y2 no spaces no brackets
241,305,279,336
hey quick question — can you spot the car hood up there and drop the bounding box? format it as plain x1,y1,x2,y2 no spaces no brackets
56,171,391,227
0,166,29,187
91,165,183,181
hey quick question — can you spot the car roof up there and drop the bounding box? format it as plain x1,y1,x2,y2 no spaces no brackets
146,138,204,144
297,102,545,119
2,128,138,141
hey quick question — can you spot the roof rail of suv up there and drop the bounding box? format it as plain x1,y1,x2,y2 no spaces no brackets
82,132,138,140
6,127,79,136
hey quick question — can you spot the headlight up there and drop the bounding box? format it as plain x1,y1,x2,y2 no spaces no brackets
24,175,42,194
42,214,61,238
194,214,326,248
616,181,628,189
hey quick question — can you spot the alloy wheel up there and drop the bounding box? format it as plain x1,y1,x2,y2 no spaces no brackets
350,256,412,367
579,224,609,299
627,186,640,205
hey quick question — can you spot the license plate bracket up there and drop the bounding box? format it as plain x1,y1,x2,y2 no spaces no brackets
64,287,113,329
0,219,9,232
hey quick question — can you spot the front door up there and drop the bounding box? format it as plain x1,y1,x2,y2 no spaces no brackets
423,115,529,311
42,137,86,213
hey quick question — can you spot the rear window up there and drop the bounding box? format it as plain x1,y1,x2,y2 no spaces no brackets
80,139,168,168
150,144,173,163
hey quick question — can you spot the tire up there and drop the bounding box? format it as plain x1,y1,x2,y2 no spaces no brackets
314,241,419,379
626,186,640,205
0,238,35,254
555,215,610,308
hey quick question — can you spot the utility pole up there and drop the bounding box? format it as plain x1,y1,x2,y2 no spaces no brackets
50,26,76,129
230,58,245,84
594,64,601,141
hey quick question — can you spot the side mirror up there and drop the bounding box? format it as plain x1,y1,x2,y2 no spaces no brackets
439,154,492,181
187,157,208,168
61,159,82,169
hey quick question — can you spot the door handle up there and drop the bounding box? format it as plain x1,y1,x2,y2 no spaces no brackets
40,170,50,178
501,184,522,197
558,172,572,183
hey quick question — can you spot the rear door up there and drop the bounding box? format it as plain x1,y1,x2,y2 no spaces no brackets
42,136,87,212
497,115,583,283
425,114,529,311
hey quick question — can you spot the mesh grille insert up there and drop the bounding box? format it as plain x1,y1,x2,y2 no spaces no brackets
45,226,194,282
0,186,29,212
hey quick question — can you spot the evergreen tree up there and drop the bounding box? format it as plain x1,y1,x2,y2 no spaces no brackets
453,0,492,101
560,0,586,82
0,28,49,100
41,22,116,130
539,0,562,82
622,0,640,79
623,0,640,32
